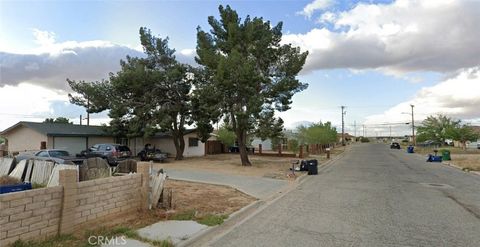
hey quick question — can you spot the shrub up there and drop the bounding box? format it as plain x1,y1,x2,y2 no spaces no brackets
360,137,370,143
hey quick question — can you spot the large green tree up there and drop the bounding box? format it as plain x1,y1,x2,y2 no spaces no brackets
195,5,308,165
447,124,479,150
296,122,337,145
416,114,460,145
69,27,206,160
67,79,111,125
417,114,479,148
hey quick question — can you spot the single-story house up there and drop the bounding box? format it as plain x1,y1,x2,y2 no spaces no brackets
0,121,213,157
0,121,114,155
128,130,213,157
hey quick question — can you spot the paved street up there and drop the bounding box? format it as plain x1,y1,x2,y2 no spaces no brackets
164,169,289,199
210,143,480,247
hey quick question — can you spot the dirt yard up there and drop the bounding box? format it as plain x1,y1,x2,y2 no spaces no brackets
151,149,342,180
127,179,256,228
413,146,480,171
448,154,480,171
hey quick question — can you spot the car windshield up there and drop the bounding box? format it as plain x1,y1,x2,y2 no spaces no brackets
48,150,70,157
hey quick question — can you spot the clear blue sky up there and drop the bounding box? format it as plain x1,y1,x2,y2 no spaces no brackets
1,0,479,135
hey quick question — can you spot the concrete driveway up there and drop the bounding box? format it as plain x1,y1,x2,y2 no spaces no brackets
208,143,480,247
163,168,290,199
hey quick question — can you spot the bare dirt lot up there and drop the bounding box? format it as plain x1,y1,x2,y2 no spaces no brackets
152,149,343,180
449,154,480,171
414,146,480,171
127,179,256,228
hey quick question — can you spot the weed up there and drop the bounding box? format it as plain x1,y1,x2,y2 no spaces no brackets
11,234,77,247
196,214,228,226
170,210,196,220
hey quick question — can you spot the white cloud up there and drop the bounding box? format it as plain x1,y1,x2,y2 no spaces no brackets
0,29,145,90
317,11,336,24
0,83,66,130
297,0,334,19
364,67,480,126
285,0,480,74
32,29,56,47
0,83,112,130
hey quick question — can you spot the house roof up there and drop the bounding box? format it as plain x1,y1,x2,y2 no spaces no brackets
0,121,111,137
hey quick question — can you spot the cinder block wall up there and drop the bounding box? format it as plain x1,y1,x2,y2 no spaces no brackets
74,174,142,230
0,186,63,246
0,163,149,247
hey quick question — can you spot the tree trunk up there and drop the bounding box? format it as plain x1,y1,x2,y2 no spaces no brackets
172,132,185,160
237,129,251,166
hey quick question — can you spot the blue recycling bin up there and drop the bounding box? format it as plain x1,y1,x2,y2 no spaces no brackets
0,182,32,194
427,154,442,162
407,146,414,153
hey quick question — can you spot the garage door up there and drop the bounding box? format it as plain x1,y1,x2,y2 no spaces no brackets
53,137,87,156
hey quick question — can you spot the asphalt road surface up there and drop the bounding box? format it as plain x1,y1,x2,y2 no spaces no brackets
210,143,480,247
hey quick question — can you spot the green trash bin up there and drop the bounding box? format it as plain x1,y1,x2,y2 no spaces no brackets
441,150,451,161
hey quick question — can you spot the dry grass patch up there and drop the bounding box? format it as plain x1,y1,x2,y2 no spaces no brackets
153,147,343,180
448,154,480,171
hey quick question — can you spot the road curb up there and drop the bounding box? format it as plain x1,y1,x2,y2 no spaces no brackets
180,148,347,247
176,199,266,247
441,161,480,177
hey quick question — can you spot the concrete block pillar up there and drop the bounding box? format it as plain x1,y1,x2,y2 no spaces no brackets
137,163,151,210
59,169,78,234
258,144,262,154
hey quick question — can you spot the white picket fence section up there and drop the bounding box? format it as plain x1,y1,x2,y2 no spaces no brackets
0,157,14,176
8,160,27,179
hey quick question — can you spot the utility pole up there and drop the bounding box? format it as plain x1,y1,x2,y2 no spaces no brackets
86,97,90,126
411,104,415,145
363,125,365,137
389,125,392,140
354,121,357,139
341,106,346,146
80,115,82,125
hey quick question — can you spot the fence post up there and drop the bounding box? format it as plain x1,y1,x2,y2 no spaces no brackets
59,169,78,234
259,144,262,155
278,143,282,156
299,145,304,158
137,163,150,210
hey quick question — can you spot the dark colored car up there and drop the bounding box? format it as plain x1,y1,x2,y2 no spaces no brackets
16,149,85,165
390,142,401,149
137,144,168,162
80,144,132,166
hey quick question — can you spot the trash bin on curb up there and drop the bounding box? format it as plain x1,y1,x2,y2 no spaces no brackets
307,159,318,175
407,145,414,153
441,150,451,161
427,154,442,162
300,160,308,171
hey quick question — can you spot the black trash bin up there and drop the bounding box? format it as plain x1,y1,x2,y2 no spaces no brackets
307,159,318,175
300,160,308,171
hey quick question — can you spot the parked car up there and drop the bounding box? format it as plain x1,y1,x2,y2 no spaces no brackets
16,149,85,165
137,144,168,162
79,144,131,166
466,141,480,149
390,142,401,149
